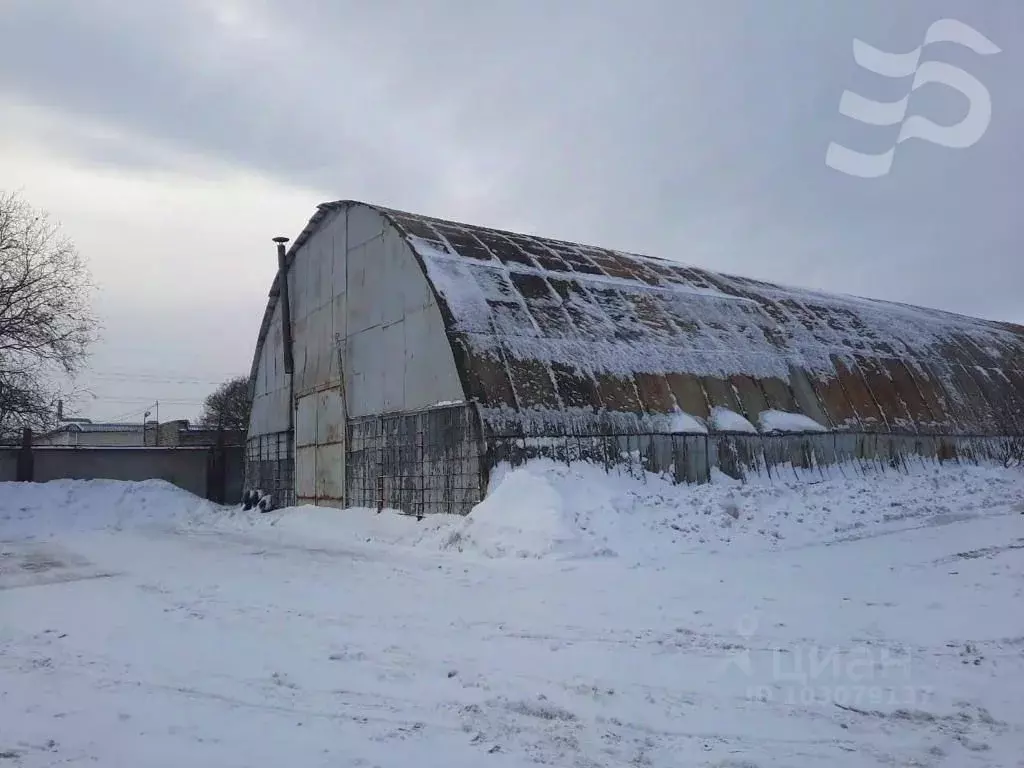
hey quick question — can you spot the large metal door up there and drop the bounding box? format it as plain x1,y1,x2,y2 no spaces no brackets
294,387,346,507
314,388,345,506
294,393,318,504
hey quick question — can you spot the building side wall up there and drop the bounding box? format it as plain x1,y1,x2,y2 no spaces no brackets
346,403,483,516
247,204,466,507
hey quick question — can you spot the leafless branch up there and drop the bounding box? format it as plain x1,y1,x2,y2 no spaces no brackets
0,190,98,442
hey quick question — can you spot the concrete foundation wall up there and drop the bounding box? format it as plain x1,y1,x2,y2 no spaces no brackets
0,446,244,503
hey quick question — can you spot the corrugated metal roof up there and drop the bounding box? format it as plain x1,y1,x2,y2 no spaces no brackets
253,201,1024,437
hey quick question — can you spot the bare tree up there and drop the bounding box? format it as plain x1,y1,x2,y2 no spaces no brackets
0,191,98,442
199,376,251,433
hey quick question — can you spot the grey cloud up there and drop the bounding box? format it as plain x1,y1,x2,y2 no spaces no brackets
1,0,1021,324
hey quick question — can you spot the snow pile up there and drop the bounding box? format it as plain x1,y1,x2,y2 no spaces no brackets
444,458,1024,561
204,502,461,551
758,408,828,433
708,406,758,433
658,410,707,433
442,463,593,559
0,479,219,538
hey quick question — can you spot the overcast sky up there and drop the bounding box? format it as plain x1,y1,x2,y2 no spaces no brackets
1,0,1020,422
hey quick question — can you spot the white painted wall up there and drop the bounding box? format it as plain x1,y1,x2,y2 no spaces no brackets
248,204,466,501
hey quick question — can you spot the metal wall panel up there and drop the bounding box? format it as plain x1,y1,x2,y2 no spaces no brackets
314,389,345,504
295,394,317,448
247,206,468,506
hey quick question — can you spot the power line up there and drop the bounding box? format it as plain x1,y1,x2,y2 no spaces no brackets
88,396,205,405
85,371,245,386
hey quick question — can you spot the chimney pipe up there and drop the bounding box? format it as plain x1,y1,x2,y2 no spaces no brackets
274,236,294,375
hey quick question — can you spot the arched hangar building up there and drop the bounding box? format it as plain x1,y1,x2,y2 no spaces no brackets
246,201,1024,513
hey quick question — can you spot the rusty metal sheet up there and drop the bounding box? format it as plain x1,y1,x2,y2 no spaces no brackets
585,248,656,283
544,243,606,276
729,375,769,423
504,356,561,410
903,361,958,433
549,362,599,410
947,363,998,433
757,376,798,412
633,373,677,413
483,232,541,268
881,359,937,430
803,371,857,429
787,367,835,429
431,225,495,262
626,292,680,338
968,366,1024,433
831,356,887,430
665,373,710,420
487,300,540,337
701,376,743,413
546,278,615,341
458,342,517,409
921,360,985,433
855,356,916,433
1000,370,1024,433
593,371,643,413
1002,368,1024,406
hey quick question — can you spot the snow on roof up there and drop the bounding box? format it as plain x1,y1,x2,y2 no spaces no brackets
61,422,144,433
255,201,1024,438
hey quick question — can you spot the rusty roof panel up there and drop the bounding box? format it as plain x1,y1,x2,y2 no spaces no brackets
481,233,540,268
730,375,769,422
666,373,711,420
1002,370,1024,427
701,376,743,413
457,340,517,410
923,360,985,432
594,371,643,413
634,373,678,413
487,300,539,338
947,364,998,433
788,367,834,428
804,370,855,429
758,377,798,413
855,355,916,433
832,357,887,430
504,355,561,410
883,359,938,430
549,362,599,411
905,361,960,433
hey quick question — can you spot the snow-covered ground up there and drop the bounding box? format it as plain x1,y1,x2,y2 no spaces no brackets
1,461,1022,767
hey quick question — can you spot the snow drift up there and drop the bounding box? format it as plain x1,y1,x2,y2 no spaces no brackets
4,459,1022,564
444,459,1024,561
0,478,219,539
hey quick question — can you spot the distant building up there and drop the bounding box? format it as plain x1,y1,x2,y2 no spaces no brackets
145,420,244,448
35,421,146,447
35,419,243,448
